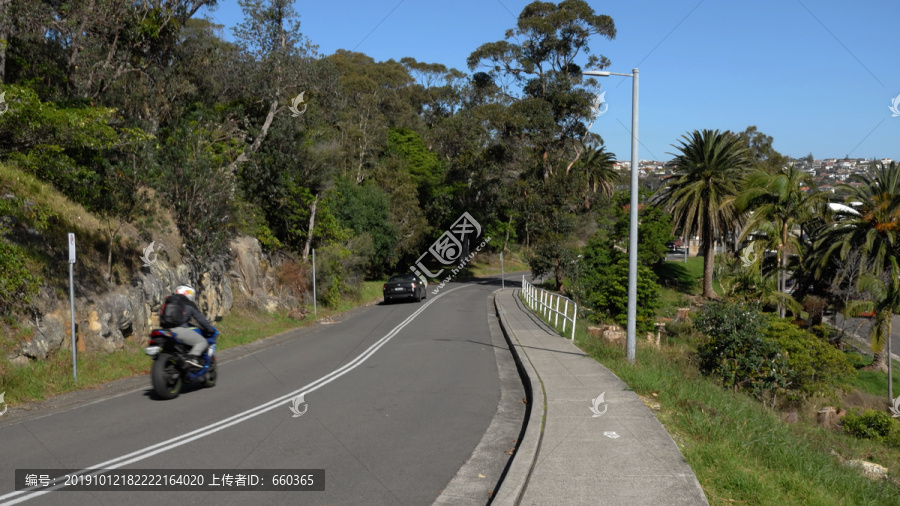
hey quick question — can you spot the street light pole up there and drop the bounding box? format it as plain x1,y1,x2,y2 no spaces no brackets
584,68,639,365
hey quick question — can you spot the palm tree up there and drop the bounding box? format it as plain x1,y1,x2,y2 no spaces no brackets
716,247,801,314
814,162,900,370
736,164,828,317
653,129,751,298
576,144,619,208
844,263,900,400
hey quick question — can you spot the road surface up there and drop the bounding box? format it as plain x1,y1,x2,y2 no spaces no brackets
0,278,521,505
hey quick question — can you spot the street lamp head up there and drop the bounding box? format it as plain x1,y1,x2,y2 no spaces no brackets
582,71,611,77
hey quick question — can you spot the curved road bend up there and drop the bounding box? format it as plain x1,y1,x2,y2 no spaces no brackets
0,279,518,505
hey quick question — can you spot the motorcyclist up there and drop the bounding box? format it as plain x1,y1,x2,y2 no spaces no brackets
160,285,217,370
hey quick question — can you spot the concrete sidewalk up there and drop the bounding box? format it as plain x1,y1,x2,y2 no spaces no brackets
492,288,708,505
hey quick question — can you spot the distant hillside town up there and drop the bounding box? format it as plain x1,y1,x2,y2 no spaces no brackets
617,157,896,192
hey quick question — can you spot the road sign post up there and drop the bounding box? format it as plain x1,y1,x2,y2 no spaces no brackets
312,249,317,316
68,233,77,382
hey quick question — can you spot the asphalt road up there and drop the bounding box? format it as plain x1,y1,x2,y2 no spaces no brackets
0,279,519,505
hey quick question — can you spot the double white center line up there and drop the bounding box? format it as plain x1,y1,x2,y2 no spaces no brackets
0,286,464,505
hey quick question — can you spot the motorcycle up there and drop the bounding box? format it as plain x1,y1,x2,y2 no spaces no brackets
145,327,219,399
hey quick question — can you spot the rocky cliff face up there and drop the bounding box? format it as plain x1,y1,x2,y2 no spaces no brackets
8,236,292,364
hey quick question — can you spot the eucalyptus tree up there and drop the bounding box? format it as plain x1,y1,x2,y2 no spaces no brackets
737,125,787,173
467,0,616,286
227,0,317,175
652,129,751,299
466,0,616,181
736,163,827,316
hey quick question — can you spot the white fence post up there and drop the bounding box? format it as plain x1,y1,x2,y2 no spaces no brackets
571,303,577,340
520,277,578,341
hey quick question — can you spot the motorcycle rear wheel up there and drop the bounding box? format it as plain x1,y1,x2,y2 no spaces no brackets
203,357,218,388
152,353,183,399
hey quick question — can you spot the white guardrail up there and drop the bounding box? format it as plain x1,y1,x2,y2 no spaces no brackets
521,276,577,340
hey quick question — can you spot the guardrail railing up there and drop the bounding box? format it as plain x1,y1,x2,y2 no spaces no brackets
521,276,577,340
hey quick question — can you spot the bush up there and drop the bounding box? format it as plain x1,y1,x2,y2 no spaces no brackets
665,319,694,337
763,319,856,402
0,239,41,315
842,408,898,441
314,237,372,307
803,295,826,326
695,301,788,399
576,238,660,334
275,258,310,302
844,351,870,369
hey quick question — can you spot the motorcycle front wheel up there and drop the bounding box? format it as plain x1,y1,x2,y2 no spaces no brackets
151,353,183,399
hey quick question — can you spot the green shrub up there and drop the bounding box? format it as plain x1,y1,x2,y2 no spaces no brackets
314,238,371,307
763,319,856,402
844,351,870,369
665,319,694,337
695,301,788,398
842,408,898,441
580,251,661,334
802,295,826,326
0,239,41,315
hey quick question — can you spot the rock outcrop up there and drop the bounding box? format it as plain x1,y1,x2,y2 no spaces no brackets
8,236,293,362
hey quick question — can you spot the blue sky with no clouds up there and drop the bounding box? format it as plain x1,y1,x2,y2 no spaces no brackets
200,0,900,163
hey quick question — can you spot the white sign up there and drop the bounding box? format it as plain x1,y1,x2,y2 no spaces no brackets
68,233,76,264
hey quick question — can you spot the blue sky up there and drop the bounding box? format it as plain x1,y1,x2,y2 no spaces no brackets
201,0,900,163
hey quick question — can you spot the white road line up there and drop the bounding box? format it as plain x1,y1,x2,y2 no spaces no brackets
0,286,464,505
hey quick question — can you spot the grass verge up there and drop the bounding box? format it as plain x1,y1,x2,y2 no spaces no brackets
469,251,529,278
0,281,386,406
520,291,900,504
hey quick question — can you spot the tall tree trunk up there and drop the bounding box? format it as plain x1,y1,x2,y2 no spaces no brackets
66,0,96,87
227,97,280,176
871,350,885,371
542,150,550,180
777,249,784,318
503,216,512,252
702,237,717,299
104,218,124,284
888,316,894,403
780,223,788,318
870,310,891,372
302,194,319,262
0,0,9,84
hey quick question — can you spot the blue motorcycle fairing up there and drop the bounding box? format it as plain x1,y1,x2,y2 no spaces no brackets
150,327,219,379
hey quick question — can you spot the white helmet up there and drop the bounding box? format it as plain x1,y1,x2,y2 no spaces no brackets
175,285,195,302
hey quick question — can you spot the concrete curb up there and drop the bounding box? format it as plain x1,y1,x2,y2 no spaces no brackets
490,288,545,505
433,293,526,505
